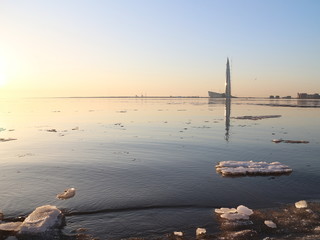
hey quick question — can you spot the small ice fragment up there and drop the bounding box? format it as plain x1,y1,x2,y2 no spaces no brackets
220,212,249,220
295,200,308,209
0,222,22,232
264,220,277,228
272,139,283,143
214,207,237,214
236,205,253,216
56,188,76,200
314,226,320,231
173,231,183,237
196,227,206,236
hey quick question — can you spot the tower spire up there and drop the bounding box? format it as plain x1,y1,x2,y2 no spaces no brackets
225,58,231,98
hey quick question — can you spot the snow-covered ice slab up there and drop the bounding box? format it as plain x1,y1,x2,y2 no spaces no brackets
18,205,65,234
0,222,22,232
216,161,292,176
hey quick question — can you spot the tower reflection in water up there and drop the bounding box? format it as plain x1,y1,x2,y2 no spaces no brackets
224,98,231,141
208,98,231,141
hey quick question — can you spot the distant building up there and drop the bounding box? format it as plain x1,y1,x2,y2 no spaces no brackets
282,96,292,99
208,58,233,98
297,93,320,99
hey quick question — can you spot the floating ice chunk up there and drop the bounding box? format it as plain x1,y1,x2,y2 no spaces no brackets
220,212,250,220
236,205,253,216
0,138,17,142
196,227,206,236
234,115,281,120
283,140,309,144
295,200,308,209
264,220,277,228
214,208,237,214
173,231,183,237
216,161,292,176
272,139,309,144
216,205,253,220
19,205,65,234
56,188,76,200
0,222,22,232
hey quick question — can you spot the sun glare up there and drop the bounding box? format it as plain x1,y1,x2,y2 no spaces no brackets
0,59,7,87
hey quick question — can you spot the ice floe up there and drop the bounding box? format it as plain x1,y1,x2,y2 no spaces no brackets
56,187,76,200
216,160,292,176
0,222,22,232
196,227,206,236
0,205,64,236
173,231,183,237
19,205,65,234
233,115,281,120
272,139,309,144
295,200,308,208
0,138,17,142
264,220,277,228
215,205,253,220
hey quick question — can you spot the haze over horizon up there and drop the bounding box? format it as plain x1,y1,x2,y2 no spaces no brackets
0,0,319,98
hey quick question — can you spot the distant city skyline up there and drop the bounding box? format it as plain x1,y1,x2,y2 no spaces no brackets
0,0,319,98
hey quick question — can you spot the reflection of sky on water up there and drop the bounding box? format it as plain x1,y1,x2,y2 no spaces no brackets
0,98,319,239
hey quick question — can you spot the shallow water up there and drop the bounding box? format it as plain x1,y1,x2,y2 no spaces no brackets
0,98,319,239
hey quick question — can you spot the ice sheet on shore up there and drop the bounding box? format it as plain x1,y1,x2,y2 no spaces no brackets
216,161,292,176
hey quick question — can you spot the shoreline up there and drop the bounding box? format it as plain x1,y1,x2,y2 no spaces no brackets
2,200,320,240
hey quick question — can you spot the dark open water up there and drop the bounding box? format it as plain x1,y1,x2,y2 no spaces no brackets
0,98,319,239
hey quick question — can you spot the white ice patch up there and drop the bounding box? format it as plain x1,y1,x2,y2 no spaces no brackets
215,205,253,220
19,205,64,234
196,227,206,236
0,222,22,232
295,200,308,209
56,188,76,200
264,220,277,228
173,231,183,237
237,205,254,216
216,161,292,176
221,212,250,220
214,208,237,214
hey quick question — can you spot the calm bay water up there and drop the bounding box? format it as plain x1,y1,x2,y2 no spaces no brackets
0,98,319,239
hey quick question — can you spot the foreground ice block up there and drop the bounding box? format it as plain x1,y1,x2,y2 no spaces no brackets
18,205,65,234
216,160,292,176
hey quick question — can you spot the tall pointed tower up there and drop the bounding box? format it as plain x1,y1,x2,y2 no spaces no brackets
225,58,231,98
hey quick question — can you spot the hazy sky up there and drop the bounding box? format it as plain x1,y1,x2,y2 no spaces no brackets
0,0,319,97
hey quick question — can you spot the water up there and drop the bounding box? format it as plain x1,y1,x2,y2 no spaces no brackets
0,98,319,239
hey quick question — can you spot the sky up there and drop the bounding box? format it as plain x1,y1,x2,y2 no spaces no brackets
0,0,319,98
